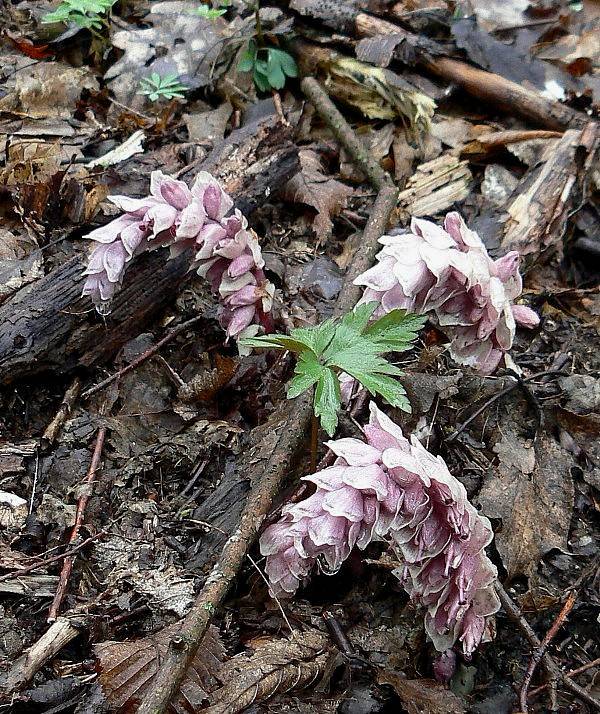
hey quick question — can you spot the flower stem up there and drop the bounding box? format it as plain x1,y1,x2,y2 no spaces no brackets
310,409,319,473
254,0,264,48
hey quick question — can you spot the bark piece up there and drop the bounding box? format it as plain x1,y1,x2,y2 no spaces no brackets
500,123,599,262
395,153,472,216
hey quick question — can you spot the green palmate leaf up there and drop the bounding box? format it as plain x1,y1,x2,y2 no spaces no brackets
238,40,298,92
289,319,336,356
314,368,341,437
363,309,426,351
287,352,324,399
42,0,116,27
242,302,424,435
331,351,403,378
266,50,286,90
139,73,188,101
321,303,377,361
270,48,298,78
194,4,227,18
347,371,411,412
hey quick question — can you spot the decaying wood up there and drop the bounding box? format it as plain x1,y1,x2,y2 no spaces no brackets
291,38,435,135
289,0,590,131
0,118,298,385
0,616,83,695
396,153,472,217
501,122,599,261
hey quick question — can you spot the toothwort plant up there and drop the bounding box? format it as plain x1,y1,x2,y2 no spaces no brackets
82,171,274,340
260,402,500,656
354,212,540,374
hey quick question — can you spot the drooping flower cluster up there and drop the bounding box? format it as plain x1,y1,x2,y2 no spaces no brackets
260,402,499,656
82,171,274,339
353,212,539,374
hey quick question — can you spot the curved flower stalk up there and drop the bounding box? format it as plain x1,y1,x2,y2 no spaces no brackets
259,402,499,656
353,212,540,374
82,171,274,339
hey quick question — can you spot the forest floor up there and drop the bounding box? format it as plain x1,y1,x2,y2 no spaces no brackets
0,0,600,712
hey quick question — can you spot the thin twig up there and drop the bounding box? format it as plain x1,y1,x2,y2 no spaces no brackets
519,590,577,711
47,427,107,622
137,181,400,713
301,77,393,191
42,377,82,446
246,552,294,634
476,129,563,146
29,449,40,516
81,316,204,400
446,369,567,442
495,583,600,711
0,532,107,584
529,657,600,698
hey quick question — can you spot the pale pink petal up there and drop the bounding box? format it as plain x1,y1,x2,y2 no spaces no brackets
228,253,256,278
150,170,192,209
226,305,255,337
102,242,127,283
325,438,382,466
512,304,540,328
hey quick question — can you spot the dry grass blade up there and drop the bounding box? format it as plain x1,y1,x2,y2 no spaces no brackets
95,623,226,713
204,630,330,714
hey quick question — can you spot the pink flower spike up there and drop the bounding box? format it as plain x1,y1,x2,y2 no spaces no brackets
260,403,499,655
353,211,538,374
81,170,274,337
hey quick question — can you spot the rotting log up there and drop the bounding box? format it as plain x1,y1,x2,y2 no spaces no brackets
289,0,590,131
501,122,599,262
0,118,298,385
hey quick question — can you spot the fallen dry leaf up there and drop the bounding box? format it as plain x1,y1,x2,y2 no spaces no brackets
377,670,466,714
478,428,574,579
204,630,330,714
95,623,226,713
282,149,353,240
0,62,98,119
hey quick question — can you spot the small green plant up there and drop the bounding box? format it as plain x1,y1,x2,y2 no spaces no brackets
193,1,229,18
238,39,298,92
240,303,425,436
138,73,188,102
42,0,116,29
